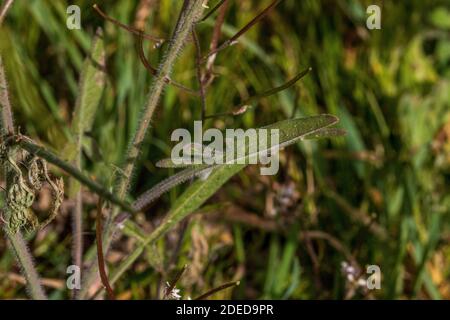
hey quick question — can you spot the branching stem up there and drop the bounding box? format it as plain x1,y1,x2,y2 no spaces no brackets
78,0,206,299
0,56,47,300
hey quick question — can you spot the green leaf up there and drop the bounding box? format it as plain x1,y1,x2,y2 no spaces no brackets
155,116,341,227
65,28,106,164
65,28,106,196
109,114,343,285
133,114,343,210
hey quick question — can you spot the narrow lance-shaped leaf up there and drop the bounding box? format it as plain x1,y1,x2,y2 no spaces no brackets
133,114,345,210
106,115,344,287
65,27,106,166
143,114,342,229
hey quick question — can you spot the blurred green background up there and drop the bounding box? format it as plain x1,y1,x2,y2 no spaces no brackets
0,0,449,299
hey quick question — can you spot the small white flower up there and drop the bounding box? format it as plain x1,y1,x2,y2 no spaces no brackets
171,288,181,300
165,282,182,300
357,278,367,287
341,261,368,289
341,261,357,277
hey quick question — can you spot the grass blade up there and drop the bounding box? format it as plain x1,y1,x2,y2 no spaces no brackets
68,27,106,163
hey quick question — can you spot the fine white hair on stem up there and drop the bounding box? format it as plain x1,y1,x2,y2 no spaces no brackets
78,0,206,299
1,55,47,300
0,0,14,26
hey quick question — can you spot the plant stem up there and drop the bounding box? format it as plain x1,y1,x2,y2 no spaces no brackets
6,232,47,299
0,56,47,299
0,0,14,26
0,56,14,135
194,280,240,300
115,0,205,200
202,0,282,62
72,190,83,280
14,138,135,213
192,27,206,121
95,199,115,300
77,0,206,299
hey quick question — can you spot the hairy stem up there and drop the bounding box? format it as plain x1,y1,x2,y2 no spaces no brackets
6,232,47,299
78,0,206,299
0,56,47,299
0,57,14,135
72,190,83,284
136,31,198,95
115,0,205,200
14,138,135,213
0,0,14,26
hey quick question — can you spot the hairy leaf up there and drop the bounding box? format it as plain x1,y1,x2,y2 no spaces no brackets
65,28,106,165
134,114,343,210
108,114,344,286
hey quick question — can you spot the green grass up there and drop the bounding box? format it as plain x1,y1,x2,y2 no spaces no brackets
0,0,449,299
